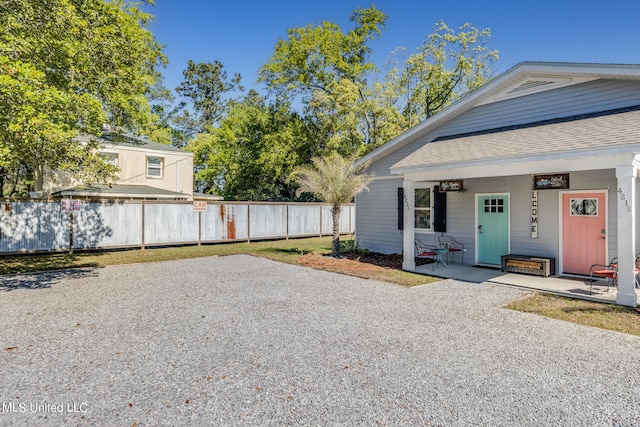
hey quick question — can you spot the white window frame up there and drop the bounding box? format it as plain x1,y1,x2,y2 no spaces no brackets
414,185,434,233
100,152,118,167
146,156,164,178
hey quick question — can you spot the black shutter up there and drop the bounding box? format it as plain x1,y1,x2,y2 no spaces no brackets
433,185,447,232
397,187,404,230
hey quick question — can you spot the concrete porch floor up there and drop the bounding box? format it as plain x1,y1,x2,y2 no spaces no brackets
414,260,640,304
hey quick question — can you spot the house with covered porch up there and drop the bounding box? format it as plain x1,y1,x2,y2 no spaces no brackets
355,62,640,307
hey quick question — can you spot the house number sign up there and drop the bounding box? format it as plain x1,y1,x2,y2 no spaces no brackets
618,187,632,213
531,190,538,238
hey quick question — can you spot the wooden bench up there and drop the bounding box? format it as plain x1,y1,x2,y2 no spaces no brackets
501,254,556,278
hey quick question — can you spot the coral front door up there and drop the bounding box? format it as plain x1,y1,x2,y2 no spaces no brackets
562,192,606,275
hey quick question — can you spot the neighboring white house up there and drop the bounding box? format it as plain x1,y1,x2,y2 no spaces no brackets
356,62,640,307
43,132,196,200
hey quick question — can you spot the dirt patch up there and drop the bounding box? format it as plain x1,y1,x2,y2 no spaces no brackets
297,251,432,274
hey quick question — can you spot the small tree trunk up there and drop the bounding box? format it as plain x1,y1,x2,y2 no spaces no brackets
331,205,341,258
34,163,44,192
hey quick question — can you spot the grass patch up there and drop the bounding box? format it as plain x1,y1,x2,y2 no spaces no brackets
0,237,331,275
505,293,640,336
0,237,436,287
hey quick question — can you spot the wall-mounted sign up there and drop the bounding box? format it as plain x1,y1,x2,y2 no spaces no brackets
531,190,538,238
61,199,82,212
439,180,463,192
193,201,208,212
533,173,569,190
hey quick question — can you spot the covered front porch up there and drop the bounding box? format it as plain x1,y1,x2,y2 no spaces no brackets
414,261,640,304
392,107,640,307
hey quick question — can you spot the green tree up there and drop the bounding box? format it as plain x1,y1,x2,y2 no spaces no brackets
137,73,177,146
294,153,372,258
390,21,498,126
0,0,165,195
259,6,388,156
187,90,311,200
174,60,243,137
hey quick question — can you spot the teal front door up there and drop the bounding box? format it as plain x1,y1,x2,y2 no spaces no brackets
477,194,509,265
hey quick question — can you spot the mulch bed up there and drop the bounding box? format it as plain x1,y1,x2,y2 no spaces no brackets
297,251,433,273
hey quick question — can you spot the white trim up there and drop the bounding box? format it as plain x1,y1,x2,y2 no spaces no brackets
401,151,640,182
101,142,194,157
475,192,511,266
402,180,416,271
557,189,609,275
369,175,403,181
392,146,640,178
414,182,437,234
146,155,164,179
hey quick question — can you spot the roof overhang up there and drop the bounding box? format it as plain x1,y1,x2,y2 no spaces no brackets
52,184,191,200
398,148,640,182
357,62,640,167
390,105,640,181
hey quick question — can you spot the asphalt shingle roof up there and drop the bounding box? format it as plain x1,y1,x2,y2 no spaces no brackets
392,105,640,171
76,132,187,153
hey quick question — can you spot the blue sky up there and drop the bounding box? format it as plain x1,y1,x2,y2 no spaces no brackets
143,0,640,95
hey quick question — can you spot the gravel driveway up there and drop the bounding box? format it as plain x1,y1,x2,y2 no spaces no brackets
1,255,640,426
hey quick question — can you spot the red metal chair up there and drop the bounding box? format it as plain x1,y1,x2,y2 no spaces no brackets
589,257,617,294
415,239,438,270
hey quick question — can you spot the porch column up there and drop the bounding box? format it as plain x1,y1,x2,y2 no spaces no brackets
615,165,637,307
402,179,416,271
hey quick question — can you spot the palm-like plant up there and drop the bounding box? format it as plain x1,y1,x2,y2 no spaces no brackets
295,153,372,258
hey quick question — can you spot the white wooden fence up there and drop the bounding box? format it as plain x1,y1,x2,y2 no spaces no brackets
0,200,355,254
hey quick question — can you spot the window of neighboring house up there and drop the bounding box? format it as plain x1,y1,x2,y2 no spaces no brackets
100,152,118,167
147,156,163,178
414,187,433,231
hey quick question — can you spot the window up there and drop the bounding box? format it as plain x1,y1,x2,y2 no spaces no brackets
414,187,433,231
570,198,598,216
100,152,118,167
147,156,163,178
484,198,505,213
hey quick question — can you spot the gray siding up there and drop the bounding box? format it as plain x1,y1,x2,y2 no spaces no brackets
461,172,617,265
359,78,640,258
356,179,404,254
356,171,631,267
368,79,640,177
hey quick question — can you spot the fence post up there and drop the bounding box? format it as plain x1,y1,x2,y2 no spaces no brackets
247,203,251,243
286,204,289,240
350,205,353,233
141,201,146,250
319,205,323,238
68,211,74,255
198,211,202,246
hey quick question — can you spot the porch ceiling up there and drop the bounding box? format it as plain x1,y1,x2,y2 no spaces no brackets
391,105,640,178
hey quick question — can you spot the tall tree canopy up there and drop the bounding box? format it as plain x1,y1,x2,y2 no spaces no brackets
259,6,386,99
187,90,311,200
258,6,393,157
0,0,165,195
257,7,497,160
173,60,243,138
390,21,498,127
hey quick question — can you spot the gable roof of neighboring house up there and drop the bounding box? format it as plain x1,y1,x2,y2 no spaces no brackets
358,62,640,168
76,132,188,154
391,105,640,175
52,184,190,199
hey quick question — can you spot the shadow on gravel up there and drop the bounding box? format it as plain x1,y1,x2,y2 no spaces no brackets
0,268,100,291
